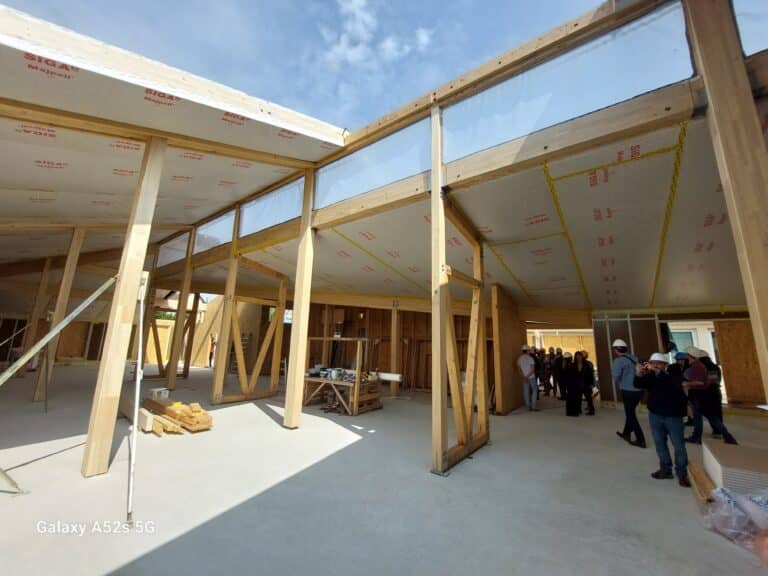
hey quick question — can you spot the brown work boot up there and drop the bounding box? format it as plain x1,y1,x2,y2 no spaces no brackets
678,476,691,488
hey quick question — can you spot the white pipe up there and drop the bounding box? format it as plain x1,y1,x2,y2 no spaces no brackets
127,272,148,524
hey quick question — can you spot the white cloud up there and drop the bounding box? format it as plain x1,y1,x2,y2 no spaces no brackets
323,0,378,68
379,36,411,62
415,26,433,52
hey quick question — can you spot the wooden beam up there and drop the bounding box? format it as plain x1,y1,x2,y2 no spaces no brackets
270,279,287,394
684,0,768,400
283,170,316,429
0,222,190,231
33,228,85,401
151,316,166,377
446,78,700,190
236,295,279,307
139,252,158,369
312,172,430,229
81,137,166,478
0,97,316,170
230,304,249,394
491,284,504,414
0,247,131,278
79,264,119,278
321,305,332,366
210,218,240,404
237,218,302,256
445,290,468,445
336,1,665,154
390,306,400,396
247,312,279,393
444,199,481,248
238,255,288,281
18,258,51,378
430,105,449,472
463,246,483,434
476,272,489,436
183,292,200,378
445,265,481,288
166,230,195,390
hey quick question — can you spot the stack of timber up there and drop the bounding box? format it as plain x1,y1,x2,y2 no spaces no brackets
141,398,213,432
356,376,382,414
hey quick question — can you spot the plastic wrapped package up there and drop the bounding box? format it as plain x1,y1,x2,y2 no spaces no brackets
706,487,768,563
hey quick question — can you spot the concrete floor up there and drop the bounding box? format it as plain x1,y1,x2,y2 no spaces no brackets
1,364,767,575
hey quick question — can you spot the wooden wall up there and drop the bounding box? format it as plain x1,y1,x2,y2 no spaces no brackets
714,319,766,405
491,284,527,414
56,321,89,359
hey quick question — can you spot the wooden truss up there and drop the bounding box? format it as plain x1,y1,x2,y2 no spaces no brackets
211,245,289,404
431,106,489,473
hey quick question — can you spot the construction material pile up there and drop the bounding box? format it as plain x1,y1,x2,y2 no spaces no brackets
140,398,213,435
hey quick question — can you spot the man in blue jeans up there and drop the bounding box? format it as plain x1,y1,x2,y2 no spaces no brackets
517,345,539,411
633,353,690,487
611,339,645,448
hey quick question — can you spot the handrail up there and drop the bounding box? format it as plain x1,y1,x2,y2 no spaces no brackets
0,275,117,388
0,322,28,349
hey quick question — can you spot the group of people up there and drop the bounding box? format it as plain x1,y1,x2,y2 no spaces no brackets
612,339,738,489
516,345,596,416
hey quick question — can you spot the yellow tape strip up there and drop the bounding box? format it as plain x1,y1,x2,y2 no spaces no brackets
552,144,678,182
331,228,430,295
490,231,565,247
650,122,688,307
542,162,592,309
487,244,533,302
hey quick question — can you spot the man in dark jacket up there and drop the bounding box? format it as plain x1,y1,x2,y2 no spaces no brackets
634,353,690,487
682,347,738,445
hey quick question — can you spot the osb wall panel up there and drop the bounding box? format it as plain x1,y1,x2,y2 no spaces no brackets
56,320,88,358
714,320,766,405
492,285,526,414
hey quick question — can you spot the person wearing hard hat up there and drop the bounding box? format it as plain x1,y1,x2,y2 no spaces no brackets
634,353,691,487
517,345,539,411
612,339,645,448
682,346,738,445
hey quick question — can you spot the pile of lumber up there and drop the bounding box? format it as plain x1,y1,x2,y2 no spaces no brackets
141,398,213,433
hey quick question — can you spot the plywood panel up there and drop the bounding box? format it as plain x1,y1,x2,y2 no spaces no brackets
493,285,526,414
629,318,659,362
56,320,88,358
714,320,766,405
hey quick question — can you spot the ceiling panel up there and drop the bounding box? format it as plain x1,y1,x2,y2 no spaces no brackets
653,119,745,308
452,167,561,244
553,141,675,309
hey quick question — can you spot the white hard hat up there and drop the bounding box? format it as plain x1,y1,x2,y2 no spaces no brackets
684,346,706,359
522,345,529,351
612,339,628,348
649,353,668,363
564,352,572,359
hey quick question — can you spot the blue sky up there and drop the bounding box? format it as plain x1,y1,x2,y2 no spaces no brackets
4,0,601,130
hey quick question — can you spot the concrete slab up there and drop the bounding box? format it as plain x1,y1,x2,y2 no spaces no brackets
1,364,766,575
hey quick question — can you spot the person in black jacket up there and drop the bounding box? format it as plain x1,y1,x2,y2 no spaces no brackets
634,353,691,487
566,352,594,416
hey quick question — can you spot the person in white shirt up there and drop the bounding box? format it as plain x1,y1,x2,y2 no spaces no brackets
517,345,539,411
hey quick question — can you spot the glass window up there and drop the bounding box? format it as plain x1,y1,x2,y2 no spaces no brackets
315,118,431,209
194,211,234,254
443,2,693,162
157,232,190,267
669,330,694,353
733,0,768,56
239,178,303,237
